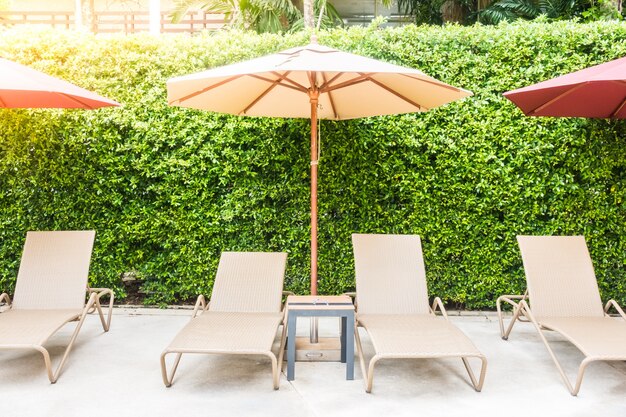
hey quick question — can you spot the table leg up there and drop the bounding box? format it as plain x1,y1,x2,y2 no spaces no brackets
287,313,297,381
346,311,354,380
341,316,347,363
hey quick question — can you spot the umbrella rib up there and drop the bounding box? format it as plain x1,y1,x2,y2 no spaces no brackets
242,71,293,114
400,73,464,92
321,73,338,119
270,72,309,92
58,93,96,109
308,71,317,90
609,96,626,119
318,73,343,91
169,74,244,105
322,73,372,93
249,72,308,93
364,75,425,110
528,82,588,115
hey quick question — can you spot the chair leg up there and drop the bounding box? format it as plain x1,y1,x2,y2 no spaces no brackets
266,352,280,390
95,291,114,332
354,323,382,393
534,326,594,396
160,351,183,387
354,326,381,393
503,304,522,340
534,325,580,395
497,296,525,340
572,358,592,396
354,325,370,391
366,355,381,393
34,305,94,383
265,322,286,390
277,322,287,372
520,301,587,396
37,347,56,383
461,356,487,392
88,288,114,332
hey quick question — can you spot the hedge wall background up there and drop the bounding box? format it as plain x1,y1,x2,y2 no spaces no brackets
0,21,625,308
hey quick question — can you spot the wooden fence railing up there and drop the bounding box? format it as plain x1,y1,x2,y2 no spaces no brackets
0,11,75,29
0,10,226,34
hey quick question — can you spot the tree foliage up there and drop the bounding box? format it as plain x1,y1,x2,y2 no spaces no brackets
170,0,342,33
397,0,622,25
0,22,625,308
478,0,582,23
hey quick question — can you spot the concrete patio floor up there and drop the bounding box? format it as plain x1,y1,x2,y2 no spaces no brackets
1,308,625,417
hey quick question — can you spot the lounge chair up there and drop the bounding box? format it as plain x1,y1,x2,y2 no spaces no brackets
351,234,487,393
498,235,626,395
160,251,288,389
0,230,114,383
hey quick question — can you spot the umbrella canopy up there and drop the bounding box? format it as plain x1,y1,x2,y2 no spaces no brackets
167,37,472,294
0,57,120,109
167,41,471,119
504,56,626,119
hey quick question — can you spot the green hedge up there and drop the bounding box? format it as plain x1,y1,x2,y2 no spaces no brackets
0,22,625,308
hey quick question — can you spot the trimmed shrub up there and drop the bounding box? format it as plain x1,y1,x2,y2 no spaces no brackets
0,22,625,307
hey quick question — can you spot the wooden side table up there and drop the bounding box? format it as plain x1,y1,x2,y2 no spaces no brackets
285,295,355,381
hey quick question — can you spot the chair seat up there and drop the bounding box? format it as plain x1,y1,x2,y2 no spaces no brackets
0,309,82,347
167,311,283,354
357,314,482,358
538,317,626,359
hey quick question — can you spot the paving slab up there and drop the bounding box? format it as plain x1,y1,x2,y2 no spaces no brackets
0,309,624,417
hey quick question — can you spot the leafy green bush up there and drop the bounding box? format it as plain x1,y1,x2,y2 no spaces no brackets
0,22,625,308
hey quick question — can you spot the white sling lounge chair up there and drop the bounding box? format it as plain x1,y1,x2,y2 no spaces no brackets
498,235,626,396
352,234,487,393
160,251,288,389
0,230,114,383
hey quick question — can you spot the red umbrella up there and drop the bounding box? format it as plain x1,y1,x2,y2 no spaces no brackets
504,56,626,118
0,57,119,109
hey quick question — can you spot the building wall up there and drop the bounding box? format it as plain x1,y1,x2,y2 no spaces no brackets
7,0,180,12
6,0,398,16
5,0,400,27
334,0,396,19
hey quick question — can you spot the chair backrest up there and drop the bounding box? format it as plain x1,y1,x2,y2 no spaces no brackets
517,235,604,318
209,251,287,313
12,230,95,310
352,234,430,315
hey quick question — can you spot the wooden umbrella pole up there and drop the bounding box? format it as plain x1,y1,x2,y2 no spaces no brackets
310,88,319,296
309,87,320,344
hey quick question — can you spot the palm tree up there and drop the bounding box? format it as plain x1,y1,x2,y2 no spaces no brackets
304,0,315,26
395,0,475,24
170,0,341,32
171,0,297,32
477,0,582,23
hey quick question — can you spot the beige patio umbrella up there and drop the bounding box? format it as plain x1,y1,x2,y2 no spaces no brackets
167,36,472,296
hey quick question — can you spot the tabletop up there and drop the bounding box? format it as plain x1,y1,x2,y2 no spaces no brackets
286,295,354,311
